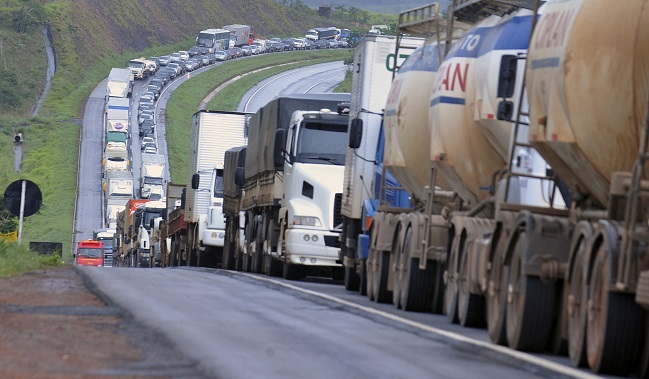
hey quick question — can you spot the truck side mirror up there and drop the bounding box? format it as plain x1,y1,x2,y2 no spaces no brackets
349,118,362,148
235,167,245,188
497,55,518,99
274,129,288,170
191,173,200,189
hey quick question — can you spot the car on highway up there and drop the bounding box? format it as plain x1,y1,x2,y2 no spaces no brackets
184,59,198,71
158,55,170,66
169,52,182,63
139,112,154,125
240,46,252,56
178,50,190,61
229,47,243,58
167,62,184,76
249,44,261,55
188,46,202,57
214,50,229,61
293,38,308,49
143,145,158,154
140,122,155,138
141,137,155,150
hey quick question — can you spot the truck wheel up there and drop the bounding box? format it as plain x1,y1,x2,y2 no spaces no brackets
586,244,641,374
283,260,303,281
358,259,368,296
263,222,282,277
506,232,555,352
374,250,392,303
250,225,263,273
568,238,588,367
458,241,485,327
430,261,445,314
487,249,508,345
344,265,360,291
366,247,376,301
398,228,434,312
445,235,461,324
222,223,235,270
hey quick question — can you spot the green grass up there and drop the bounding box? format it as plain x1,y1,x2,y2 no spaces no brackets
166,49,353,183
0,240,63,277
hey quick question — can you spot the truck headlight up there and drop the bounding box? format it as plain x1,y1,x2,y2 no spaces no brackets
292,216,321,227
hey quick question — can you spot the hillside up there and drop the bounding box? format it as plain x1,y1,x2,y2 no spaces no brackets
0,0,358,257
300,0,453,14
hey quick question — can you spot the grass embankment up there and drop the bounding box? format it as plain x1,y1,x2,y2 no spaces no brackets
165,49,353,183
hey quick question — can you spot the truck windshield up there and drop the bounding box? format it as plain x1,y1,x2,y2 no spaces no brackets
129,61,144,68
198,33,215,47
143,210,163,230
295,121,347,165
213,169,224,197
144,177,163,185
78,248,102,258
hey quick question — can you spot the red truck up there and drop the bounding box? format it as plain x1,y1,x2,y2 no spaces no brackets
76,240,104,266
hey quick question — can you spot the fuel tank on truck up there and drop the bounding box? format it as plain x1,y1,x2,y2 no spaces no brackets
383,42,450,205
527,0,649,208
429,14,531,206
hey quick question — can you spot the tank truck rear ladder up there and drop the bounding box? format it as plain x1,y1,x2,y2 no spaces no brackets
495,0,567,215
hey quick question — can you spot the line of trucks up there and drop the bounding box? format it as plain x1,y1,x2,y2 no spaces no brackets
100,58,166,267
94,1,649,375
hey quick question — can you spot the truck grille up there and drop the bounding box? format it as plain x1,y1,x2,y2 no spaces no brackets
324,236,341,248
333,193,343,229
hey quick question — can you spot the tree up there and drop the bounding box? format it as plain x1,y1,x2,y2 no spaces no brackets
12,0,46,33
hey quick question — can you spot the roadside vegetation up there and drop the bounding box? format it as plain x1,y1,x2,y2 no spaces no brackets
0,0,373,276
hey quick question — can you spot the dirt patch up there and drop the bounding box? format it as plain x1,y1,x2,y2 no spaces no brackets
0,267,205,378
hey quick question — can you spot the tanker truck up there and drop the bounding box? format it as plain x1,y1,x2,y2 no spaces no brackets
371,0,649,376
368,0,566,338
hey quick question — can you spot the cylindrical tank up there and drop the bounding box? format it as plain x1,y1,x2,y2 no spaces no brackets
527,0,649,208
384,42,449,205
428,13,535,205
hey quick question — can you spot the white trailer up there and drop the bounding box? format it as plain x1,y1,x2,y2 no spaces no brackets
106,68,133,99
183,110,248,267
340,34,424,291
140,154,165,199
105,97,130,136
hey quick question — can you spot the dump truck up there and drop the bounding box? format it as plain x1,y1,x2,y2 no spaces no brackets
232,93,350,279
106,67,133,99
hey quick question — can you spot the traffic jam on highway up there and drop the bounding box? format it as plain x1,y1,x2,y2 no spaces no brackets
77,1,649,377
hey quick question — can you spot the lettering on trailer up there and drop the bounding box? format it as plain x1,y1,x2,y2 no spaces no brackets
385,53,411,72
431,14,533,107
530,7,578,69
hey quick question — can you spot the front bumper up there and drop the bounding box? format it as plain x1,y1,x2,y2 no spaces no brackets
285,228,341,267
203,229,225,247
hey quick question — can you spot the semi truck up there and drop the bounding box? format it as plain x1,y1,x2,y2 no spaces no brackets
221,146,247,270
105,97,130,136
114,199,165,267
352,0,649,376
160,183,187,267
140,153,165,199
339,34,425,292
93,228,116,267
103,170,133,228
128,57,156,79
230,93,350,279
167,111,247,267
223,24,253,47
106,68,133,99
